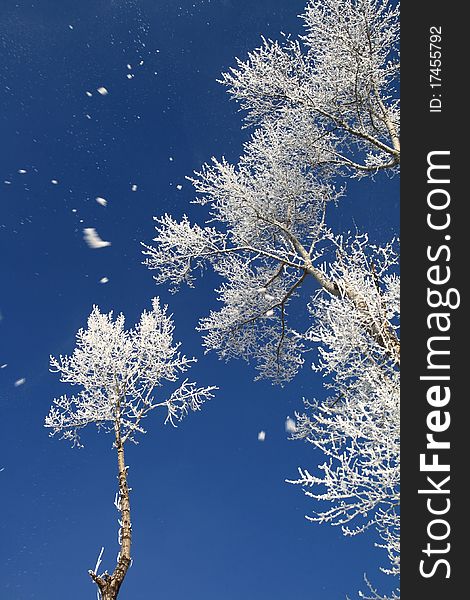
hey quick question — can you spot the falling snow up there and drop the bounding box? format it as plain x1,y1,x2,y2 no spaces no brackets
0,1,397,595
83,228,111,249
285,417,297,433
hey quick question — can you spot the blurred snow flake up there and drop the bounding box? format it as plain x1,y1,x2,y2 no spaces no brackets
100,277,109,284
18,169,27,174
85,91,93,97
257,430,266,442
4,180,11,185
51,179,59,185
265,309,274,317
83,228,111,249
95,197,107,207
176,184,183,191
131,184,138,192
97,87,109,95
285,417,297,433
14,378,26,387
1,364,7,369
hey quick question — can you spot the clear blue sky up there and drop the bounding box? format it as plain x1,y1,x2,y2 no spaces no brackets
0,1,399,598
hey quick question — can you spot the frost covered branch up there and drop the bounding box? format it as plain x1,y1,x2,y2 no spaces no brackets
46,298,216,600
288,238,400,577
220,0,400,176
143,2,400,384
142,0,400,594
46,297,216,446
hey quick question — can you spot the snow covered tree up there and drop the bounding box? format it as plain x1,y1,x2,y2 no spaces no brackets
220,0,400,177
142,157,399,385
144,220,400,582
142,0,400,594
142,0,400,384
288,234,400,579
45,298,216,600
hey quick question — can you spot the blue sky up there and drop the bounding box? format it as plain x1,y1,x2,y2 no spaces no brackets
0,1,399,598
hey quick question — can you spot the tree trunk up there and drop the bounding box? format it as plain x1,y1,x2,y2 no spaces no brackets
89,430,132,600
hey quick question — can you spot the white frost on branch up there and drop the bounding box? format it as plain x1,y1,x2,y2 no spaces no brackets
45,298,216,446
355,575,400,600
142,1,400,592
142,126,340,383
93,546,105,577
307,233,400,366
143,2,400,384
220,0,400,176
288,237,400,576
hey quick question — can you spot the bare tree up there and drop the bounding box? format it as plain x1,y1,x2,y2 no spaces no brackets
45,298,216,600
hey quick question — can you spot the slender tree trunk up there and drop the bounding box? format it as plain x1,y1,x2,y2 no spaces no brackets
89,426,132,600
